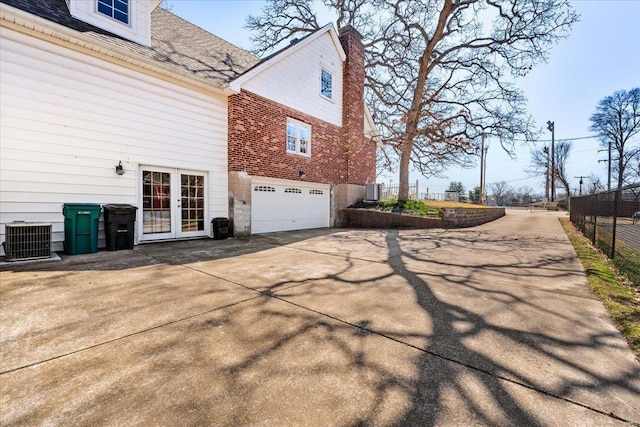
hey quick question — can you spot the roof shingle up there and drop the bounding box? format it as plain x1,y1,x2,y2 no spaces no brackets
0,0,260,85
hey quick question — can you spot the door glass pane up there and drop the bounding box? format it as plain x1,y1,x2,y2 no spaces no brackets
181,174,205,232
142,170,172,234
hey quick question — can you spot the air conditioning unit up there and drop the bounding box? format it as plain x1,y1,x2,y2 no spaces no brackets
3,222,52,262
365,183,383,201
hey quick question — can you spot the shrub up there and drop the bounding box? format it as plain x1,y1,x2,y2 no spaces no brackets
374,199,441,216
401,199,442,216
348,199,442,217
378,199,397,209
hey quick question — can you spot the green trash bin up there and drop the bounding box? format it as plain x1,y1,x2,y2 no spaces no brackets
62,203,101,255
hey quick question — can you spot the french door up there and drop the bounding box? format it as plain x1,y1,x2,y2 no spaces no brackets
139,167,208,241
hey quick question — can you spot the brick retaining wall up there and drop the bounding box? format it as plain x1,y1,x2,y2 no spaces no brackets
442,207,505,228
336,207,505,229
336,209,442,228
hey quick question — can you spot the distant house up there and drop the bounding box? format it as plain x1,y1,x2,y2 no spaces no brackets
0,0,377,255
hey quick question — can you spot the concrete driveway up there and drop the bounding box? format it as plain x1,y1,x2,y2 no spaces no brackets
1,210,639,426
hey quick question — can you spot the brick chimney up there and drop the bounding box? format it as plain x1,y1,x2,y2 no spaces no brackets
338,25,374,185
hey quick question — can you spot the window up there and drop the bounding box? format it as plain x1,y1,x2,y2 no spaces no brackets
286,119,311,157
284,188,302,193
97,0,129,24
310,189,324,195
254,186,275,192
320,68,333,100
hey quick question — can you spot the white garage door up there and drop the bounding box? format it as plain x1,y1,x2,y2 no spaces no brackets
251,178,330,234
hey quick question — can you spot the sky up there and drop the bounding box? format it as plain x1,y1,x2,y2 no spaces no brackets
169,0,640,197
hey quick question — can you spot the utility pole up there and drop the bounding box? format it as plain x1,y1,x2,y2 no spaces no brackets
543,146,549,203
483,143,488,204
547,121,555,202
598,145,614,191
607,140,612,191
574,176,587,195
479,134,485,205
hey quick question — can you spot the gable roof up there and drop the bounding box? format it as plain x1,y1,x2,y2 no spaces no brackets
1,0,378,136
228,23,345,92
0,0,259,86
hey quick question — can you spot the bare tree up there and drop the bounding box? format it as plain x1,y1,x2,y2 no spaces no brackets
589,88,640,189
159,0,173,11
589,88,639,255
489,181,512,206
246,0,377,53
247,0,578,202
517,186,535,205
376,143,397,178
629,153,640,183
586,174,605,194
553,142,572,198
365,1,578,202
246,0,320,52
528,140,572,198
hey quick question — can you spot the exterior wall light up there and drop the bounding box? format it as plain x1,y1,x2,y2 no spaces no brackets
115,161,125,175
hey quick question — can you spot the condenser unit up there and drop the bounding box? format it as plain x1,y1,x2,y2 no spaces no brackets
365,183,383,201
3,222,52,261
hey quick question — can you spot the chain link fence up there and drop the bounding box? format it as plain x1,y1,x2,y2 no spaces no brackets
570,184,640,284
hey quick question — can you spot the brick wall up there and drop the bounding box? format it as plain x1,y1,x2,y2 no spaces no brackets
339,25,376,185
442,208,505,228
229,89,351,184
227,26,378,235
336,209,443,228
227,26,377,187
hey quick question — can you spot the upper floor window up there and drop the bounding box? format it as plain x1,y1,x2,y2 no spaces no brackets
286,119,311,157
320,68,333,100
97,0,129,25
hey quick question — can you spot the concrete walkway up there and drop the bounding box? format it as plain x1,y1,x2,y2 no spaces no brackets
1,210,639,426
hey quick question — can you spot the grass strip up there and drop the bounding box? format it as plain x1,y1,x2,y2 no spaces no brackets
611,240,640,288
560,218,640,358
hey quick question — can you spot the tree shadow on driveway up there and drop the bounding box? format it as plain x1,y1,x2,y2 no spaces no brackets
1,225,639,425
381,228,640,425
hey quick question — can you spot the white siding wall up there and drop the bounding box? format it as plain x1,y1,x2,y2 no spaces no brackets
0,28,228,254
242,33,343,127
67,0,151,46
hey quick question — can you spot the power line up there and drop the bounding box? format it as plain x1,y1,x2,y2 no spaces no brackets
547,121,556,202
579,151,602,175
503,175,542,184
511,134,603,143
573,147,603,153
574,175,588,195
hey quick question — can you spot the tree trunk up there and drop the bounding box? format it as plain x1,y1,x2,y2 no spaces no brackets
396,1,453,203
398,137,413,202
618,147,625,189
560,176,571,198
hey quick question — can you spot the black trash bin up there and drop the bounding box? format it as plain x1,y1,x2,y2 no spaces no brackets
103,204,138,251
211,217,230,240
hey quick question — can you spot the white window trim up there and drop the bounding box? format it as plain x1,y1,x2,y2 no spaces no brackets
286,118,312,157
95,0,131,27
320,66,334,102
